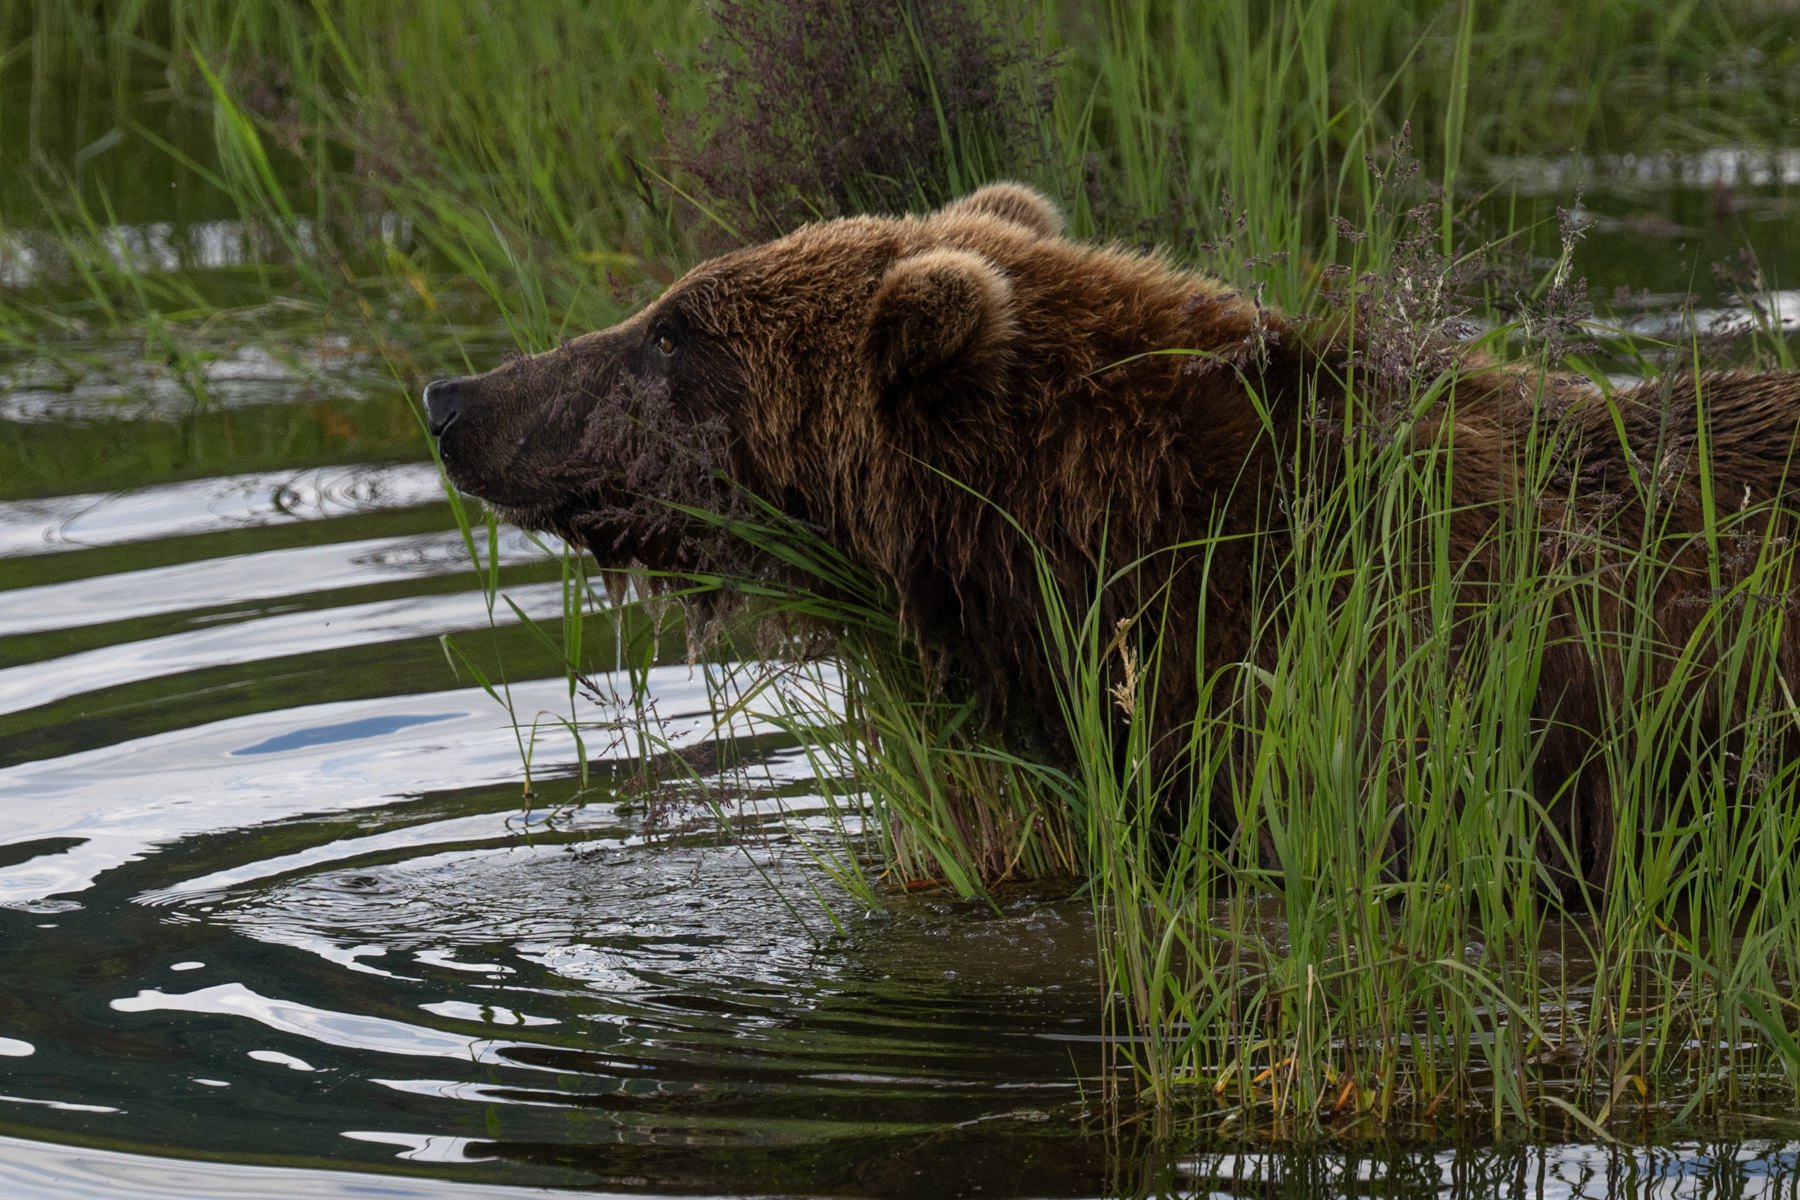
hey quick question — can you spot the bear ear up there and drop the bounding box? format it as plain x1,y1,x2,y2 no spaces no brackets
867,248,1015,397
937,182,1063,239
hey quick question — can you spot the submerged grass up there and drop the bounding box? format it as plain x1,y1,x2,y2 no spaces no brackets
6,0,1800,1137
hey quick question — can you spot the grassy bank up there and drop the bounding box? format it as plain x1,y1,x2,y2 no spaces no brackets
5,0,1799,1135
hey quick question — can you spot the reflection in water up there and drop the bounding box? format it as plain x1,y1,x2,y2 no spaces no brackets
112,982,522,1063
339,1130,499,1165
0,214,411,292
28,1133,1789,1200
231,712,462,755
0,1133,555,1200
0,462,449,557
0,326,388,422
0,584,568,715
0,526,546,636
1174,1143,1800,1199
0,666,745,907
1604,288,1800,340
1486,145,1800,194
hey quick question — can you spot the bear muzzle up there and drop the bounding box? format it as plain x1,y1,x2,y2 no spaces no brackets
419,369,587,519
422,377,465,437
422,374,509,505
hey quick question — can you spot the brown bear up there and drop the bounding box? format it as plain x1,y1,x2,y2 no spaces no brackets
423,182,1800,882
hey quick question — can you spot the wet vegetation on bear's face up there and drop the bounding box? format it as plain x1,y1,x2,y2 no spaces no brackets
429,311,752,576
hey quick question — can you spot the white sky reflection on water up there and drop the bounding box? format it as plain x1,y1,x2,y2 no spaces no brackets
0,462,451,556
0,662,827,910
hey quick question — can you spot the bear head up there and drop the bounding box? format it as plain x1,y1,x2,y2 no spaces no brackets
422,182,1270,582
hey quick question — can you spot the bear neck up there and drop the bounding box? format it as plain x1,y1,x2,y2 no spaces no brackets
784,294,1355,731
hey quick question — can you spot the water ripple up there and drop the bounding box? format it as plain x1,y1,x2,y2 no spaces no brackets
0,527,553,636
0,463,448,556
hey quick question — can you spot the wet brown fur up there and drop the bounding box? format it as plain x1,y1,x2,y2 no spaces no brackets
427,183,1800,882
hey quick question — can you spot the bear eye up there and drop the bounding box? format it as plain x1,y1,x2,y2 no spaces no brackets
655,332,676,357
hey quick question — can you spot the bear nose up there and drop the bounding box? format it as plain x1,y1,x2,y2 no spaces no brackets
422,378,463,437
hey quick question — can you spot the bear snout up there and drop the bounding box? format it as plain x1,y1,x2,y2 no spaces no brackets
422,378,465,437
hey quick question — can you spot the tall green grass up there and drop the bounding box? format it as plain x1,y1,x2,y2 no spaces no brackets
1065,363,1800,1131
6,0,1798,1135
